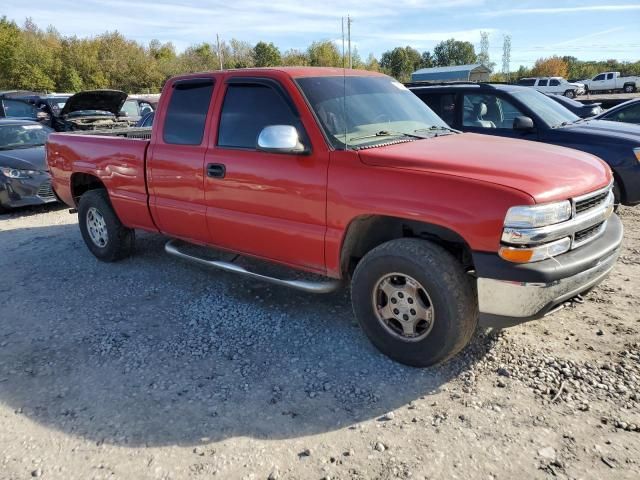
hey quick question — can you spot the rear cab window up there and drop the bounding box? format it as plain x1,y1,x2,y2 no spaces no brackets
163,79,215,145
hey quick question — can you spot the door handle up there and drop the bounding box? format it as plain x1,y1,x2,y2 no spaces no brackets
207,163,226,178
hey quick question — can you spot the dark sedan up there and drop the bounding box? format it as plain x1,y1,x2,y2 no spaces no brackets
409,83,640,206
547,94,602,118
594,98,640,125
0,119,56,211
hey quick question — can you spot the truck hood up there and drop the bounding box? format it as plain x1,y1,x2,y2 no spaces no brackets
61,90,127,117
559,119,640,143
358,133,611,204
0,146,46,171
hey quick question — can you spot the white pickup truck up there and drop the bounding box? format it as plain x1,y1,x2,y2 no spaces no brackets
582,71,640,94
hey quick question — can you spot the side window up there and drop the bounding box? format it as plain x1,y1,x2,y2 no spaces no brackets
537,79,548,87
549,79,560,86
606,73,614,80
163,80,214,145
218,83,302,149
518,79,535,86
463,94,525,129
2,99,37,118
594,74,605,81
421,94,457,126
608,104,640,123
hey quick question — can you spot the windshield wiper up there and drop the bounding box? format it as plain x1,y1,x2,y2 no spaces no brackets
414,125,459,134
349,130,425,142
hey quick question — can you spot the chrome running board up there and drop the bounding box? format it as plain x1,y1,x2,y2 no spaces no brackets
165,239,341,294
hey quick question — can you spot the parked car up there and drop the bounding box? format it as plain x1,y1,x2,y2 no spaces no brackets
47,68,621,367
6,93,72,129
593,98,640,125
547,94,602,118
0,119,56,211
409,82,640,206
582,72,640,94
56,90,131,131
120,98,154,124
136,111,154,127
0,93,44,123
517,77,584,98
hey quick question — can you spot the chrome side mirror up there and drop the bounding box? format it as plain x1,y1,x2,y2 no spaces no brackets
257,125,306,154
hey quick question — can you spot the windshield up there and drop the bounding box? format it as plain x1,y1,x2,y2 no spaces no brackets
0,123,52,150
121,100,139,117
296,76,450,149
511,89,579,127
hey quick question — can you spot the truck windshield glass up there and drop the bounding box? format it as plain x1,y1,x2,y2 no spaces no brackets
0,124,52,150
511,89,579,128
296,76,449,149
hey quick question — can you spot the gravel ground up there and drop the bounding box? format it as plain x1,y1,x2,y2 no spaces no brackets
0,204,638,479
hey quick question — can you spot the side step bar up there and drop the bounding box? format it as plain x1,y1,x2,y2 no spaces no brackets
165,239,342,294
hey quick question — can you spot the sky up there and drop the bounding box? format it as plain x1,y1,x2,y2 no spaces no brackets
2,0,640,68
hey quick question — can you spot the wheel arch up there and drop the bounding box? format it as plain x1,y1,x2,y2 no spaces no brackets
70,172,107,206
339,215,474,279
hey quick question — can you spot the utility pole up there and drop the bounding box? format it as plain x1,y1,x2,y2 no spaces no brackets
502,34,511,81
216,34,223,70
347,15,352,69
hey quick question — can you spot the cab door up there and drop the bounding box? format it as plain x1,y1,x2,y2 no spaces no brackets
202,75,330,272
146,77,217,244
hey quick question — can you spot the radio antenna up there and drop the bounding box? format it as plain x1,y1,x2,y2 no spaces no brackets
342,17,348,150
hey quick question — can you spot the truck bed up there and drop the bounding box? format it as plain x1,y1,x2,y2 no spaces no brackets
47,131,157,231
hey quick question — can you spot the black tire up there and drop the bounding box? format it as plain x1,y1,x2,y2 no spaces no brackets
351,238,478,367
564,90,576,98
613,181,622,212
623,84,635,93
78,189,135,262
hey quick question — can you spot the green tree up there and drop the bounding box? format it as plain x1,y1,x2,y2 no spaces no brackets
420,51,434,68
380,46,421,81
228,39,254,68
307,40,341,67
253,41,281,67
433,38,477,66
281,49,309,66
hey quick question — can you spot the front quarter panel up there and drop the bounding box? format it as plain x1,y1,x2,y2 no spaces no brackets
324,150,534,277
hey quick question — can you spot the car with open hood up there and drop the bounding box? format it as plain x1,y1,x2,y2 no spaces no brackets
57,90,131,131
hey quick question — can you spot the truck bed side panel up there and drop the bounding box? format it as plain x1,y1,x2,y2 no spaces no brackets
47,133,157,231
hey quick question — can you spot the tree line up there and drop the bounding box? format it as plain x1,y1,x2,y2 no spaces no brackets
1,17,638,93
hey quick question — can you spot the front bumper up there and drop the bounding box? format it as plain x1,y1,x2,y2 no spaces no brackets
475,214,623,328
0,174,57,209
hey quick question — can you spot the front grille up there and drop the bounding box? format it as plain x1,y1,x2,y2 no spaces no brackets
37,180,55,199
575,191,608,215
574,221,604,245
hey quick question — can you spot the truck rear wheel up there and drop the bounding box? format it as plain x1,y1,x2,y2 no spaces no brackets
624,84,636,93
78,189,135,262
351,238,478,367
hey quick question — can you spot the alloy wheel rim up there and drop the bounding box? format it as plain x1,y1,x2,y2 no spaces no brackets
371,273,435,342
86,207,108,248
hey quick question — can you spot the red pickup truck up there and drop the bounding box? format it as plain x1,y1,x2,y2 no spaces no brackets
47,68,622,367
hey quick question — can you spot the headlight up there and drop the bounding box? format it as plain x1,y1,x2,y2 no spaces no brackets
634,148,640,163
0,167,39,179
504,201,572,228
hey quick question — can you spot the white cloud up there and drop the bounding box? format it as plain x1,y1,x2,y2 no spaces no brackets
482,4,640,17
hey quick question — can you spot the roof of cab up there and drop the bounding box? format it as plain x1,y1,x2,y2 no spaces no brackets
169,67,387,81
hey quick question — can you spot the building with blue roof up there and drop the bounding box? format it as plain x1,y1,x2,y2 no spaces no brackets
411,64,492,83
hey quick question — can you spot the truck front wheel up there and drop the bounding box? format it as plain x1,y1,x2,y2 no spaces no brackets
351,238,478,367
78,189,135,262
